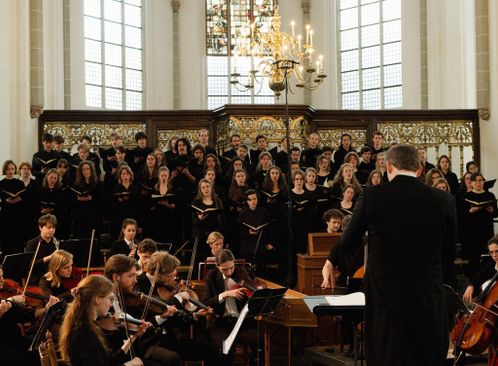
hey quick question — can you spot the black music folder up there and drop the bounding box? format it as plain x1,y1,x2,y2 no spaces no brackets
2,252,35,283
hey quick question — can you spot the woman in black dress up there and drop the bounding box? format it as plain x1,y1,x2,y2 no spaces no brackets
109,165,141,241
225,168,249,255
332,184,356,216
191,179,225,264
316,154,334,187
147,166,180,245
70,161,104,239
0,160,29,255
460,172,498,277
304,167,331,232
251,152,273,190
329,163,362,200
36,168,69,239
437,155,459,194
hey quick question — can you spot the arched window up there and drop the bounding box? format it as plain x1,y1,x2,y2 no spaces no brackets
84,0,143,110
206,0,276,109
338,0,402,109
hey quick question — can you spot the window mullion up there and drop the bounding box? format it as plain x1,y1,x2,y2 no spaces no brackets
121,2,126,109
100,1,106,108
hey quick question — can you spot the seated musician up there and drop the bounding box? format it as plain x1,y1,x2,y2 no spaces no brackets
0,264,59,365
105,254,221,366
203,249,260,365
463,235,498,302
25,213,59,284
320,209,344,288
39,249,75,298
110,218,139,258
136,238,157,275
58,274,145,366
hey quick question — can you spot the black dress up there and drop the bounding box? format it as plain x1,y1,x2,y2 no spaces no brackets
0,178,30,255
68,323,128,366
36,186,69,239
69,181,104,239
289,190,314,255
191,198,225,263
238,206,273,265
108,183,141,241
146,187,180,245
461,190,498,277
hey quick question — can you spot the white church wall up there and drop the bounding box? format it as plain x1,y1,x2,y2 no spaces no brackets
426,0,476,109
177,0,206,109
144,0,174,109
0,1,32,164
480,0,498,196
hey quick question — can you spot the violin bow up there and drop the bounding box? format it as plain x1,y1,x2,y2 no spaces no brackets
140,267,159,320
86,229,96,277
23,240,42,297
114,281,135,360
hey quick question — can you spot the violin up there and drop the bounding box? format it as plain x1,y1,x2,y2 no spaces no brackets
96,312,142,333
451,273,498,355
0,278,48,308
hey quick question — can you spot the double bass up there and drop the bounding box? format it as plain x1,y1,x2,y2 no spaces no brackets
451,271,498,355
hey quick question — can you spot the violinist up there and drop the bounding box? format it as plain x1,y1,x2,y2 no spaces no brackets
39,249,74,298
463,235,498,302
25,213,59,284
133,252,222,365
111,218,139,257
203,249,259,364
104,254,182,366
0,265,59,365
136,239,157,275
58,274,145,366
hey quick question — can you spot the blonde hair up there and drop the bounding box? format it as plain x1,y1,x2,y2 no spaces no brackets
59,275,113,362
147,251,180,276
207,231,224,245
43,250,73,288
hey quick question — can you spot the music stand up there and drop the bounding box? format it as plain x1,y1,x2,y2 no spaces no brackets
304,293,365,366
223,287,287,356
59,238,100,267
29,300,67,351
2,252,35,283
155,242,173,252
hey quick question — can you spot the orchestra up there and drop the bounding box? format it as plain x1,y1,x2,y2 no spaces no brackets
0,130,497,365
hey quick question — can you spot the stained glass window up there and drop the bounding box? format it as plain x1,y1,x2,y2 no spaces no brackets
206,0,275,109
84,0,143,110
338,0,402,109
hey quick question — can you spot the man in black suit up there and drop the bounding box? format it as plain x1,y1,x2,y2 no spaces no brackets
338,144,457,366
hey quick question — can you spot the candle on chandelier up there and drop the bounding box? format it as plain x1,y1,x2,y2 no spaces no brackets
319,54,324,74
291,21,295,38
297,35,302,53
310,29,314,47
305,24,311,44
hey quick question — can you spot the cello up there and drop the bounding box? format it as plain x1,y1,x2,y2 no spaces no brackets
451,271,498,355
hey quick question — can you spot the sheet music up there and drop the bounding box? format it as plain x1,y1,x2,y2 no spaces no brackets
222,303,249,355
325,292,365,306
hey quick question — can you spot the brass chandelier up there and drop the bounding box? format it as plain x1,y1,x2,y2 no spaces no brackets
230,6,327,98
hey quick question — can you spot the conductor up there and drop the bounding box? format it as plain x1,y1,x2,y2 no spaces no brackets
338,144,457,366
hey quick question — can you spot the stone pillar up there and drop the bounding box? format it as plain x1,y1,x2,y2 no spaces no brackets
301,0,311,105
30,0,44,118
476,0,490,120
420,0,428,108
172,0,180,109
63,0,71,109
